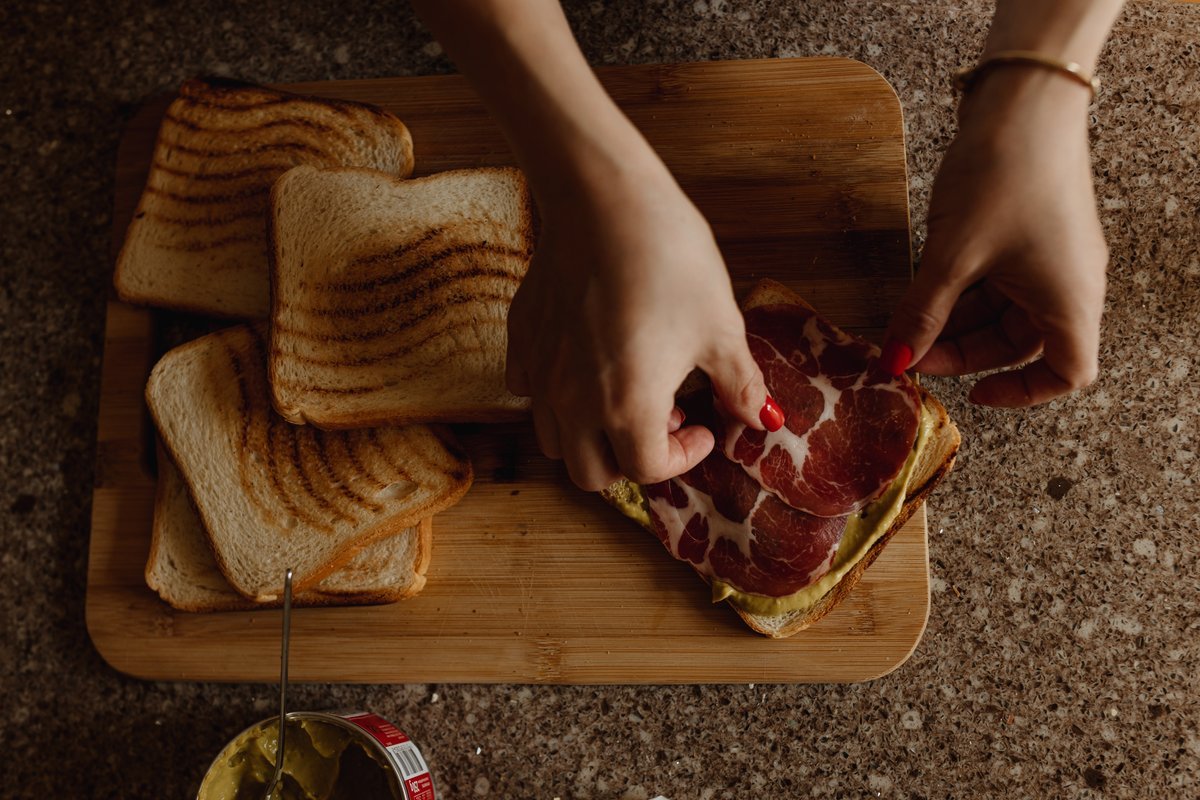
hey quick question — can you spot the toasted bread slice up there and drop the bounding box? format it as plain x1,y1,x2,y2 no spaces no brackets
145,323,471,601
146,449,433,612
115,78,415,318
268,165,534,428
601,279,961,638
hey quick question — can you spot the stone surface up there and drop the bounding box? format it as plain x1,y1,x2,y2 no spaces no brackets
1,1,1197,798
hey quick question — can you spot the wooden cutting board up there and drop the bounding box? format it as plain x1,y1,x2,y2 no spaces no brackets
87,58,929,684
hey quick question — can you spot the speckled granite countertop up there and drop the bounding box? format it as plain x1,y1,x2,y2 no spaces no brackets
2,1,1197,797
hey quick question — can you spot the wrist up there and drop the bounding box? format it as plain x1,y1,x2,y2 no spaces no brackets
957,66,1092,131
982,0,1125,74
522,120,678,215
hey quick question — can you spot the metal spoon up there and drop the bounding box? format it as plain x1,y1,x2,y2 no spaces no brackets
262,567,294,800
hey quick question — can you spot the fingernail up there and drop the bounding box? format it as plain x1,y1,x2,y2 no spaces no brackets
759,395,785,432
668,406,686,431
880,339,914,377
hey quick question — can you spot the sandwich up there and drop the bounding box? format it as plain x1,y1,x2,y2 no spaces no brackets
146,451,433,612
114,77,415,319
603,279,960,638
145,322,473,601
267,165,534,428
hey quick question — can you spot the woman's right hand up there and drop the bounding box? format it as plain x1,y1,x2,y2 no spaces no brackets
506,160,771,491
409,0,774,490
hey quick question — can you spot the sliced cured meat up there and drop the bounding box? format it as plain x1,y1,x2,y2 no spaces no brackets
642,392,847,598
723,303,921,518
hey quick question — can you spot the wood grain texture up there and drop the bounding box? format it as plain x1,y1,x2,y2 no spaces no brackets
87,58,930,684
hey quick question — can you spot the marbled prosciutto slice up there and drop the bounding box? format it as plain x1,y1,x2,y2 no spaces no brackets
642,392,847,597
722,303,921,518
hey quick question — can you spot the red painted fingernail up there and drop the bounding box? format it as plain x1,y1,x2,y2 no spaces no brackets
759,395,785,432
880,339,914,377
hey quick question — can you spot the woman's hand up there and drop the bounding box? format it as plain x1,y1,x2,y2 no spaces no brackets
885,70,1109,406
506,162,769,491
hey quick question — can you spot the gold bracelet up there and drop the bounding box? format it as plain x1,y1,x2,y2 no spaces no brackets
953,50,1100,100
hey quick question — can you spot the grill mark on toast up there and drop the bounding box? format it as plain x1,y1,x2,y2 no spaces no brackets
150,160,294,183
148,230,261,253
396,433,438,481
142,206,263,227
310,226,446,289
176,95,294,112
164,111,340,137
266,409,330,533
340,433,391,490
273,346,493,395
221,333,279,527
292,428,357,525
175,82,404,140
242,326,334,535
274,290,515,344
408,428,469,485
164,139,329,160
142,205,262,226
313,429,385,513
364,429,414,485
178,92,377,119
223,334,252,457
274,381,377,396
296,266,522,318
279,315,505,368
144,183,269,205
428,426,471,483
317,242,528,294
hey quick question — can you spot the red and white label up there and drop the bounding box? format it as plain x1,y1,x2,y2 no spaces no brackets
343,711,411,747
340,712,435,800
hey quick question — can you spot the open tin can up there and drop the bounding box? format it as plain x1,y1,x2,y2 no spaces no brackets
197,710,435,800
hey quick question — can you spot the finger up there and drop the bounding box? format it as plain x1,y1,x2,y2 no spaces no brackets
667,406,686,434
505,329,532,397
531,398,562,460
699,331,772,431
560,426,622,492
967,318,1100,407
914,302,1044,376
504,289,533,396
608,408,716,485
883,248,982,375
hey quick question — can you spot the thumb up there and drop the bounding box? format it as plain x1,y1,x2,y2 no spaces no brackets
883,248,979,375
701,334,772,432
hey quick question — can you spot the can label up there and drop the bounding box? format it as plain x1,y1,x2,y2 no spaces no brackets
341,712,436,800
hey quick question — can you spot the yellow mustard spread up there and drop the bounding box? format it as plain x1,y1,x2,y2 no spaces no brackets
198,717,398,800
617,404,933,617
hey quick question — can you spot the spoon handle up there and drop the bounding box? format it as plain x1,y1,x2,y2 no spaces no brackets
263,568,294,800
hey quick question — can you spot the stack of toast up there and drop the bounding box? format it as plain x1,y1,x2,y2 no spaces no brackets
121,79,534,610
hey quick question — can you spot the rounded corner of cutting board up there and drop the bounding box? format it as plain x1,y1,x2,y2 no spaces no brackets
859,601,931,682
850,509,932,682
842,58,904,113
85,593,164,682
858,594,931,682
